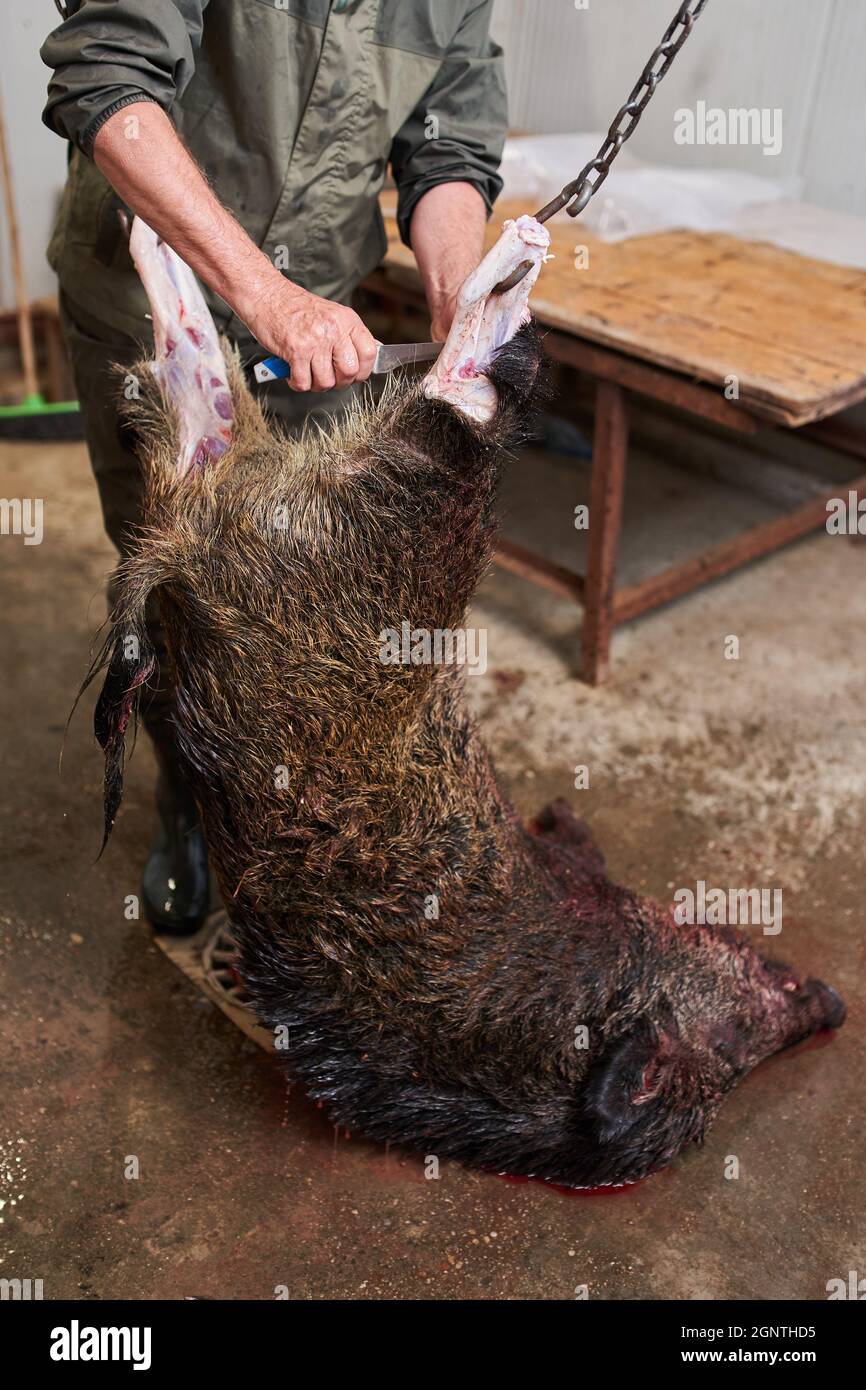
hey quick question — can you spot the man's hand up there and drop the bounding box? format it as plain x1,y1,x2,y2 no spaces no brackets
243,278,379,392
410,182,489,342
94,102,379,392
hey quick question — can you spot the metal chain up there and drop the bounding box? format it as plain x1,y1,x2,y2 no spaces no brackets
496,0,711,290
538,0,711,221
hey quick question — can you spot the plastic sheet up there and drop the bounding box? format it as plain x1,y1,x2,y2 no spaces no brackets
500,134,866,271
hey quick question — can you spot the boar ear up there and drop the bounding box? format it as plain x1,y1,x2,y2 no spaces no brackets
585,1021,685,1144
86,620,157,854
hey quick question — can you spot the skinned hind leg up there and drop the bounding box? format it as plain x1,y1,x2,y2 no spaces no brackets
422,215,550,424
128,216,234,475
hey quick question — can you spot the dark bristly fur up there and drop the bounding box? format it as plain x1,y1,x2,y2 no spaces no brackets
89,323,845,1187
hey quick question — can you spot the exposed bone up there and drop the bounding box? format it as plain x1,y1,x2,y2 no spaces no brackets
422,215,550,424
128,217,234,475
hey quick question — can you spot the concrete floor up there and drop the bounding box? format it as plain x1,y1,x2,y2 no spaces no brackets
1,419,863,1301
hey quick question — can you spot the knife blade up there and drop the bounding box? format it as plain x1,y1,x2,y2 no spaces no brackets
253,341,441,384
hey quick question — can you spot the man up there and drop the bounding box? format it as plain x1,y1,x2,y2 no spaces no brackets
42,0,506,933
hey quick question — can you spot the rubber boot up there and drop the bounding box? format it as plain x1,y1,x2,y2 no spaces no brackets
141,752,210,936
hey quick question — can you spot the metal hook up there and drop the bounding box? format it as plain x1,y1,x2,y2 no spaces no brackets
492,186,577,293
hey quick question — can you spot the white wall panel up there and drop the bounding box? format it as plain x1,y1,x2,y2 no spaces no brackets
492,0,857,202
1,4,69,307
800,0,866,215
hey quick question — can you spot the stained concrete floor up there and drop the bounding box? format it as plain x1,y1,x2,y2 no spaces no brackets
1,418,863,1301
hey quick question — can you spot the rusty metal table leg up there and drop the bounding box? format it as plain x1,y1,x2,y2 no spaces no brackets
581,380,629,685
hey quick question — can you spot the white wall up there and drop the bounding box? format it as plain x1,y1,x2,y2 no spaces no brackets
1,3,69,307
491,0,866,215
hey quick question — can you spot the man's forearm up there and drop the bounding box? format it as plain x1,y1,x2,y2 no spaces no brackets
92,101,377,391
409,183,488,341
94,102,277,325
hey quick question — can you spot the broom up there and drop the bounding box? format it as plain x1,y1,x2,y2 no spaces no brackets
0,91,82,440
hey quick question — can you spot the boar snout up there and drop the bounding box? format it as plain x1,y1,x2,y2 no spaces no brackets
760,956,847,1040
800,978,846,1032
756,972,846,1063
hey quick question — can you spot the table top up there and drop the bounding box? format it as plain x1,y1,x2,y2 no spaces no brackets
379,199,866,428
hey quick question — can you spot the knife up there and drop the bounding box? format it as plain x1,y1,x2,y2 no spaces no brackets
253,341,441,384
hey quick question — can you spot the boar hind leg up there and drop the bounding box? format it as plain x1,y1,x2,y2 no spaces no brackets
423,215,550,424
128,216,234,475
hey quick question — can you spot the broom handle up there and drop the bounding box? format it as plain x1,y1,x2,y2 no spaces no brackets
0,93,39,400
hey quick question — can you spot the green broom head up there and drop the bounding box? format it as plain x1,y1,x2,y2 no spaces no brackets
0,391,80,417
0,391,84,440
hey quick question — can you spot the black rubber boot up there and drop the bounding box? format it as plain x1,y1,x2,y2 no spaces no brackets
141,757,210,936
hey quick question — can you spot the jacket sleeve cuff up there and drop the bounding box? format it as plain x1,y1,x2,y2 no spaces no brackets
40,0,203,156
396,168,503,249
81,91,162,158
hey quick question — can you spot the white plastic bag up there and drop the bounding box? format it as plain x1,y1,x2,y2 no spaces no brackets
499,134,866,270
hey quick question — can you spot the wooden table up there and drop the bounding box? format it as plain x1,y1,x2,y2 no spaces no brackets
366,200,866,683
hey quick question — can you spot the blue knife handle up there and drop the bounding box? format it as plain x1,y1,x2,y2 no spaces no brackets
254,355,290,383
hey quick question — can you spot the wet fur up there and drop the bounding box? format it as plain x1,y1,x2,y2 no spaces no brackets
88,324,844,1187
